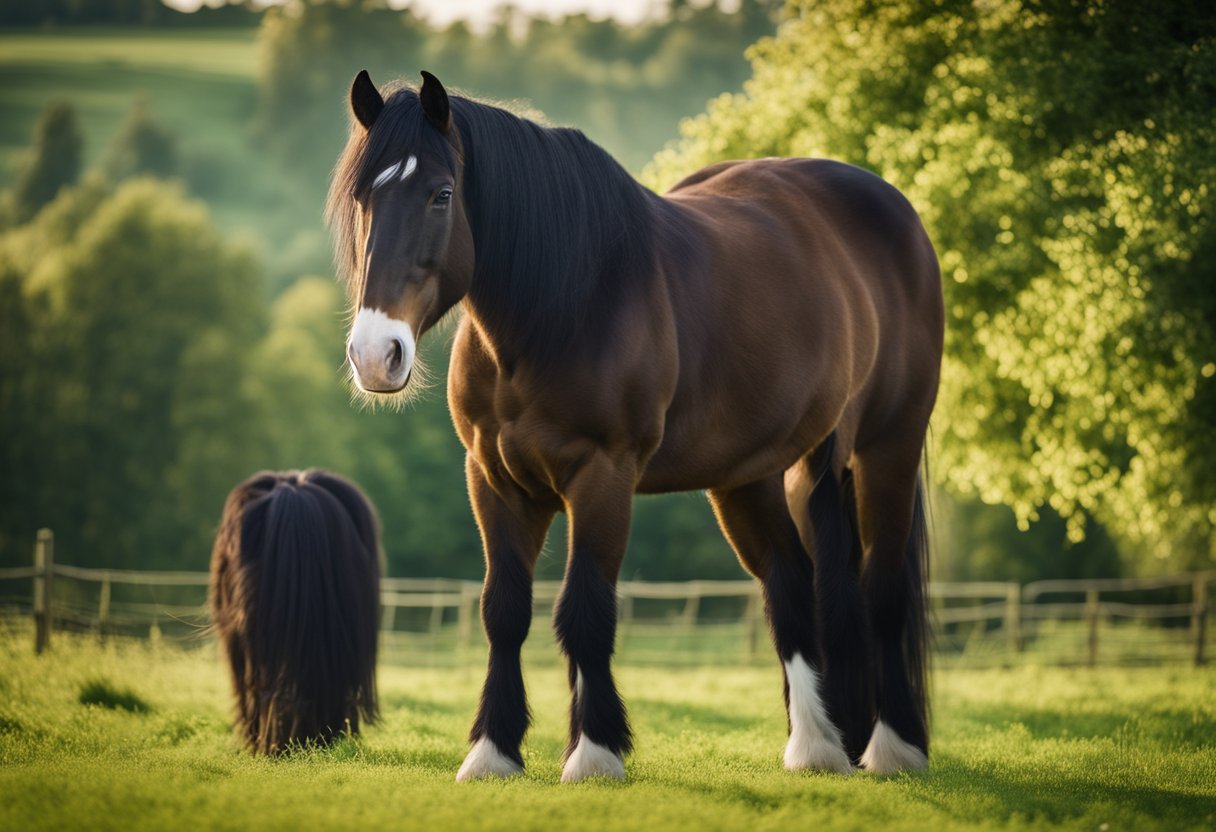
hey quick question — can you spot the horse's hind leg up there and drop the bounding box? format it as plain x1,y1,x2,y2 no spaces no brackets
457,455,556,782
787,437,876,764
853,440,930,773
709,476,852,774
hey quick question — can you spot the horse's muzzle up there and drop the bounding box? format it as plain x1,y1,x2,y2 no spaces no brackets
347,307,416,393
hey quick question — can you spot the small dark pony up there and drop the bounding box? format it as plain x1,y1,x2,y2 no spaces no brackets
329,71,943,782
209,470,381,754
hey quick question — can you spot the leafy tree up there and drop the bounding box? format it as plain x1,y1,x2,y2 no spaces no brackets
646,0,1216,569
13,103,83,224
103,101,178,182
0,178,265,569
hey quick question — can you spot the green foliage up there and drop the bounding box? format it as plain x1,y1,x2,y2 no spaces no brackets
0,176,265,569
254,0,777,175
647,0,1216,568
101,100,178,182
1,634,1214,830
11,103,83,224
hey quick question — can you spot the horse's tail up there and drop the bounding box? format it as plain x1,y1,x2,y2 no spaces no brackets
211,470,381,754
904,468,931,750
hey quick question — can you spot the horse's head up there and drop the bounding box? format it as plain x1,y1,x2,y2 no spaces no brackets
327,70,473,396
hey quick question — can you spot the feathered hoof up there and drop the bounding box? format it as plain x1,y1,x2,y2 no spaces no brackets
784,733,855,775
859,721,928,775
560,736,625,783
455,737,523,782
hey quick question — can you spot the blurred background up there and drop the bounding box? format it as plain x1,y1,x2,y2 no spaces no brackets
0,0,1211,599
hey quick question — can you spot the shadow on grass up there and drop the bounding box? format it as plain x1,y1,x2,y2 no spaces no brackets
632,699,764,733
78,678,152,714
379,691,466,717
920,757,1214,826
953,704,1216,749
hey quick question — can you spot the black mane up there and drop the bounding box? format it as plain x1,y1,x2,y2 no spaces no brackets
328,86,659,366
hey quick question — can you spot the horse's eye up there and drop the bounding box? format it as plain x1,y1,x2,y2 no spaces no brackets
434,188,453,206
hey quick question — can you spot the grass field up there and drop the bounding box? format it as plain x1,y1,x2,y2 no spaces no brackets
0,28,257,182
1,634,1213,831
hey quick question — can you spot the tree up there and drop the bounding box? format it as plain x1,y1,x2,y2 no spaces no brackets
102,101,178,182
13,103,83,223
0,177,265,569
646,0,1215,568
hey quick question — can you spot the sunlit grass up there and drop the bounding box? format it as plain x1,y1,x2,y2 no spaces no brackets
1,633,1213,831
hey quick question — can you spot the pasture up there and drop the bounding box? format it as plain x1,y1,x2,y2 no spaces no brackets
0,27,256,177
1,632,1213,831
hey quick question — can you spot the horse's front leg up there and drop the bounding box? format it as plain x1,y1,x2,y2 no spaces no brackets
457,454,556,782
553,452,634,782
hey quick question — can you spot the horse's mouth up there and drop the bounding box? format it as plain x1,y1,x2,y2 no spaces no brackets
361,369,411,394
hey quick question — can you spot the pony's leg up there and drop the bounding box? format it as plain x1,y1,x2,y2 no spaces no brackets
853,442,930,774
554,455,634,782
457,455,555,782
709,476,853,774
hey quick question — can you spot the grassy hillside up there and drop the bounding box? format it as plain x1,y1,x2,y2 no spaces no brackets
0,28,328,283
1,633,1213,831
0,28,256,180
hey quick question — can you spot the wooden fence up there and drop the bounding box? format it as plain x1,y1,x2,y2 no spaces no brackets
1,529,1211,666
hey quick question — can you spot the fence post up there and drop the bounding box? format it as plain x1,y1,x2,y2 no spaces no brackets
97,571,111,642
457,584,477,655
428,593,443,635
1085,588,1100,667
1192,577,1208,667
745,591,761,663
680,584,701,632
1005,583,1023,653
618,590,633,649
33,528,54,654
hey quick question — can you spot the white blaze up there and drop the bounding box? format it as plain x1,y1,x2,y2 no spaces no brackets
347,307,416,391
372,155,418,190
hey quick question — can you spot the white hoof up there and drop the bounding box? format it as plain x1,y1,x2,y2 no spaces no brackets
782,653,853,774
456,737,523,782
560,736,625,783
860,720,928,774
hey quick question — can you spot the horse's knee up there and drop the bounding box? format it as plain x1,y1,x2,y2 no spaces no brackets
553,554,618,662
482,550,534,649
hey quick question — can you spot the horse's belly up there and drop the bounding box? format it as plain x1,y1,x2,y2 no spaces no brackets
636,406,827,494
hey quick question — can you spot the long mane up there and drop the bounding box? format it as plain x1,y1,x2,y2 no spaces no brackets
327,85,658,366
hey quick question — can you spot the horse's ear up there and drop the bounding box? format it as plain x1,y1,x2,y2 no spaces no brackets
419,70,450,132
351,70,383,131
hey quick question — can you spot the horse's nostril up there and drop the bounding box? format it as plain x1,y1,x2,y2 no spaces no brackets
385,338,404,372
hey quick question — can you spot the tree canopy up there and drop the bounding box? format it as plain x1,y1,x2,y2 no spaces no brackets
647,0,1215,568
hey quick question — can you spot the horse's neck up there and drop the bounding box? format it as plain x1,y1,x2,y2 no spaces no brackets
460,150,659,369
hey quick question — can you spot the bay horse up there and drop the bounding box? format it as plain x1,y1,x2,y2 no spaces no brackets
327,71,943,781
209,470,381,754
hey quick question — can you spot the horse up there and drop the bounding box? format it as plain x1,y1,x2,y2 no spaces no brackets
327,70,944,782
209,469,382,754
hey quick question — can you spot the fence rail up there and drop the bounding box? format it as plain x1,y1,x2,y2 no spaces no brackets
1,529,1212,666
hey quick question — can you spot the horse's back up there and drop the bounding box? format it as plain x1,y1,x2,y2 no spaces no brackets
669,158,934,276
652,157,943,478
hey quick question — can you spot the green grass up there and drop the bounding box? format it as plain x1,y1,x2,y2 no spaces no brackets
1,634,1214,831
